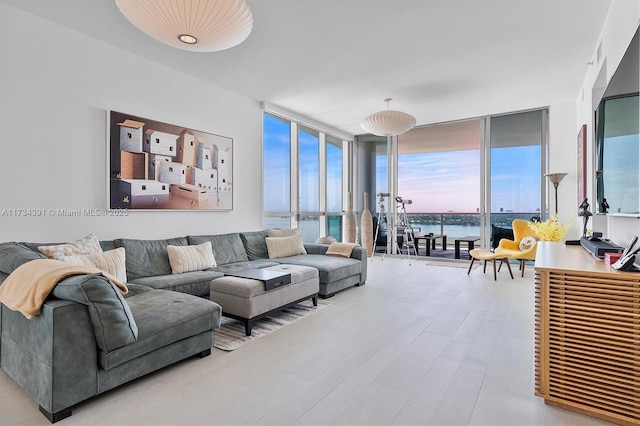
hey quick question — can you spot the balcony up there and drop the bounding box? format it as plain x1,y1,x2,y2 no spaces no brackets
374,211,540,259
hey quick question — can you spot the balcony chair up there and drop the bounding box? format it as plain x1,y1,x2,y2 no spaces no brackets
494,218,540,277
490,224,514,249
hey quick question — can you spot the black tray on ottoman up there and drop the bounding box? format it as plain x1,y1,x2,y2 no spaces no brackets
225,268,291,290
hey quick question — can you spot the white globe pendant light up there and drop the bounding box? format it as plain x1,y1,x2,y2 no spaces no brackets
115,0,253,52
360,98,416,137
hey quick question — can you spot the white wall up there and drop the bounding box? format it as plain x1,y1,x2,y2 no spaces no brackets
0,4,264,242
577,1,640,246
547,101,582,238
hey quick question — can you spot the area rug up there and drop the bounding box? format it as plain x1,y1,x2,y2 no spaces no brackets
213,300,330,351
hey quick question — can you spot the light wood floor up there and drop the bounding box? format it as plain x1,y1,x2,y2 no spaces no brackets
0,256,615,425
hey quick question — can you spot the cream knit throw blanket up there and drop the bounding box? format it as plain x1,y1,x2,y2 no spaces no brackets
0,259,127,319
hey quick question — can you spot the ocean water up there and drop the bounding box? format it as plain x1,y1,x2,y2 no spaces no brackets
266,212,536,244
409,223,480,239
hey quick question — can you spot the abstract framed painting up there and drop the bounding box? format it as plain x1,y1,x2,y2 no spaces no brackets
108,111,233,211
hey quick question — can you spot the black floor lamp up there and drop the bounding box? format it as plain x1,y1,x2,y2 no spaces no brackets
545,172,568,216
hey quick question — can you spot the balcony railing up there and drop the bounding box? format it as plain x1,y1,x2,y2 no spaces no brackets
375,211,540,249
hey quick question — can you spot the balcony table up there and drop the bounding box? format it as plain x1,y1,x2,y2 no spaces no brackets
454,236,480,259
414,234,447,256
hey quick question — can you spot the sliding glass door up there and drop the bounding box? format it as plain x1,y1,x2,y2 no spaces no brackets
486,110,545,248
362,108,547,252
397,119,482,241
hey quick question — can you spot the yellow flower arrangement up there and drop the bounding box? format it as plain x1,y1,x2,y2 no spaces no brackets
527,215,573,242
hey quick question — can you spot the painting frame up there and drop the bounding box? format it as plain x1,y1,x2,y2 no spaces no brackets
576,124,587,204
107,110,233,211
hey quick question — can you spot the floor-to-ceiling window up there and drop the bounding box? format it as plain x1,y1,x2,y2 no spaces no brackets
263,111,351,241
488,110,544,225
397,119,482,239
360,109,547,251
263,113,291,229
326,135,343,241
298,126,320,241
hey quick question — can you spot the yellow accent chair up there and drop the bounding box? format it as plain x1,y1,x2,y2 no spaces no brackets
495,219,540,277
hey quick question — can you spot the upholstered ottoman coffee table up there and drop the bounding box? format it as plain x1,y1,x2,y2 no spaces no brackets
210,264,319,336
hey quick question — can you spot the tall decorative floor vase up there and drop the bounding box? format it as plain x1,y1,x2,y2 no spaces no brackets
344,192,356,243
361,192,374,256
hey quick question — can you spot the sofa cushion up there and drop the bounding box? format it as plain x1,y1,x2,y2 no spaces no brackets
59,248,128,283
268,228,299,237
239,230,269,260
37,233,103,259
123,283,155,297
128,270,223,297
114,237,188,280
273,254,361,284
167,242,216,274
99,240,117,252
51,274,138,352
0,242,46,275
187,233,248,265
266,234,307,259
99,290,221,370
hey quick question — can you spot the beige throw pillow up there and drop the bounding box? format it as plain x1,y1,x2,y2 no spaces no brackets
326,242,358,258
60,247,127,283
38,233,103,259
268,228,299,238
265,234,307,259
167,242,216,274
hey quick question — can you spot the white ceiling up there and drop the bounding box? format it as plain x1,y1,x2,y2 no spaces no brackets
1,0,613,137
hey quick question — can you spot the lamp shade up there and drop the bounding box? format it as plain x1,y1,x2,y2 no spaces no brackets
360,110,417,137
115,0,253,52
545,172,568,185
361,99,416,136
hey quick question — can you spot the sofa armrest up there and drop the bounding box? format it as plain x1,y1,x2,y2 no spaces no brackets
350,246,367,284
1,298,98,415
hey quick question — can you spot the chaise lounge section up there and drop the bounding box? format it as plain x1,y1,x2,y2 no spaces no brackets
0,241,220,423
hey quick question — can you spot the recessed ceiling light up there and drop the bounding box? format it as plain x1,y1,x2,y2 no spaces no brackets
178,34,198,45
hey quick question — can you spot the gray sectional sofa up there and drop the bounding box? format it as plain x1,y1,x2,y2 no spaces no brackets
110,230,367,299
0,229,367,423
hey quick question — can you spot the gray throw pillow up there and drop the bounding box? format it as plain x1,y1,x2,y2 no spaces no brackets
51,274,138,352
0,242,46,275
187,233,248,265
239,230,269,260
114,237,188,280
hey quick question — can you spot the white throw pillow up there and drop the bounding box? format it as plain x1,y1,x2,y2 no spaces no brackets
167,241,216,274
519,236,538,251
60,247,127,283
267,228,299,238
38,233,103,259
265,234,307,259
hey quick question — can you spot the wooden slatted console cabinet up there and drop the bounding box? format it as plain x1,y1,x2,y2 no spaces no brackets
535,242,640,425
